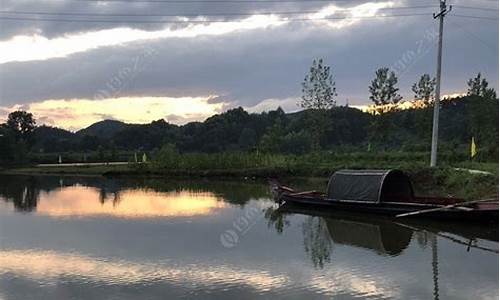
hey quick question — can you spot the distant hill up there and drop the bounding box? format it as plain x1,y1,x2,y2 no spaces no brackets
32,125,80,153
76,119,128,138
17,95,498,161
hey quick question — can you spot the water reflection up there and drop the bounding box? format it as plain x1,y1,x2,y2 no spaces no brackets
302,217,333,268
0,176,40,212
268,204,498,300
268,206,414,270
324,217,413,256
0,175,497,300
0,249,287,291
0,175,268,218
36,187,225,218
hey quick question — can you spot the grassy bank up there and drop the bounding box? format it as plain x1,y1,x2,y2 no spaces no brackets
1,151,497,200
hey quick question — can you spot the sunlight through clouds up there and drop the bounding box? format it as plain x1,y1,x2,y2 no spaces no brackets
0,15,286,63
0,2,393,64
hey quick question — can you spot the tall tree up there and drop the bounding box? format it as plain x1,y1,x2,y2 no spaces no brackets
467,73,497,99
300,58,336,149
369,67,403,105
6,110,36,140
300,58,337,109
2,111,36,163
412,74,436,104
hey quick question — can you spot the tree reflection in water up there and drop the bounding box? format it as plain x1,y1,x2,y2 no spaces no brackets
0,175,269,214
264,206,290,234
0,176,39,212
302,216,333,269
264,206,333,268
16,185,38,212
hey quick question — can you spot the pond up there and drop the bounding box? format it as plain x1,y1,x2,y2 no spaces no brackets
0,175,497,299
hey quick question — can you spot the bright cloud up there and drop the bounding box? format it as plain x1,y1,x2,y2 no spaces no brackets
244,97,301,113
0,2,394,64
0,15,286,64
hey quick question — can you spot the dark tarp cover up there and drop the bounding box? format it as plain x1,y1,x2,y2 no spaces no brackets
326,169,414,203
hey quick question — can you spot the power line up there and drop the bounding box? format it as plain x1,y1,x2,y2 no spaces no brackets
453,5,499,12
67,0,436,3
449,14,498,20
449,19,497,54
453,0,500,2
0,6,437,18
0,13,433,23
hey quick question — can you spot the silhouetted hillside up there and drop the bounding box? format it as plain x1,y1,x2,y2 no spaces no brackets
33,125,79,153
10,95,497,161
77,119,128,138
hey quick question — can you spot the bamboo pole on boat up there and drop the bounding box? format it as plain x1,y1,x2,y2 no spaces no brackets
394,222,499,254
395,198,498,218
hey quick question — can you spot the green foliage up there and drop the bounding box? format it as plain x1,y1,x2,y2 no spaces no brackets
467,72,497,99
259,120,285,153
409,166,498,200
0,111,36,164
1,96,498,166
260,120,312,154
300,58,337,109
6,110,36,139
412,74,436,103
300,58,337,149
153,144,179,169
369,67,402,105
238,127,257,150
97,145,105,162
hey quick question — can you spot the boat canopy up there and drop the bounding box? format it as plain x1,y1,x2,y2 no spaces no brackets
326,169,414,203
325,218,413,256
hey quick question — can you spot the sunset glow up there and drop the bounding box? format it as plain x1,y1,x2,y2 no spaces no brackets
0,96,226,130
36,186,226,218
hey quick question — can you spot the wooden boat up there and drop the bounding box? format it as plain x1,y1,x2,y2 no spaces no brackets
270,169,498,223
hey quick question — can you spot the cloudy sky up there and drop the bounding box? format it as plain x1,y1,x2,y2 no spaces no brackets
0,0,498,131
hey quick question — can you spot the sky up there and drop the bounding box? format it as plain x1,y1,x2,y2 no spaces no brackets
0,0,498,131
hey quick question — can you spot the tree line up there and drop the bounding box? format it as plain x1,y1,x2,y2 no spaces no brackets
0,60,497,165
303,58,496,107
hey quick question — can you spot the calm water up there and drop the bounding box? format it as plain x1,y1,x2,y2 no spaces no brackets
0,175,498,300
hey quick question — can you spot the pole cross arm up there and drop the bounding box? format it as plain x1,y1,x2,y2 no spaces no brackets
433,5,452,19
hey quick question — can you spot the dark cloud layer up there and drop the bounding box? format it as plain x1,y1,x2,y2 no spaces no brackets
0,0,333,39
0,0,498,109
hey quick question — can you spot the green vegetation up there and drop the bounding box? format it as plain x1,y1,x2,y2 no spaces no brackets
0,70,497,200
1,70,497,165
467,72,497,99
6,94,495,163
0,111,36,165
412,74,436,104
3,153,496,200
369,67,403,105
300,58,337,149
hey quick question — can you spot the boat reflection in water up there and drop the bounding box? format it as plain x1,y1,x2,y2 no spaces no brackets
267,206,414,269
324,215,413,256
269,203,499,300
0,175,497,299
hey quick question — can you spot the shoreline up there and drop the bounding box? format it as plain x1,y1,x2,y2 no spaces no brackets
1,163,497,178
1,163,497,201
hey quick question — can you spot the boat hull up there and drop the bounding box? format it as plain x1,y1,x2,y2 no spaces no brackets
280,194,499,223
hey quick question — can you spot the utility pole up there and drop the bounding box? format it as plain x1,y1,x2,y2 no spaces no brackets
430,0,452,167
